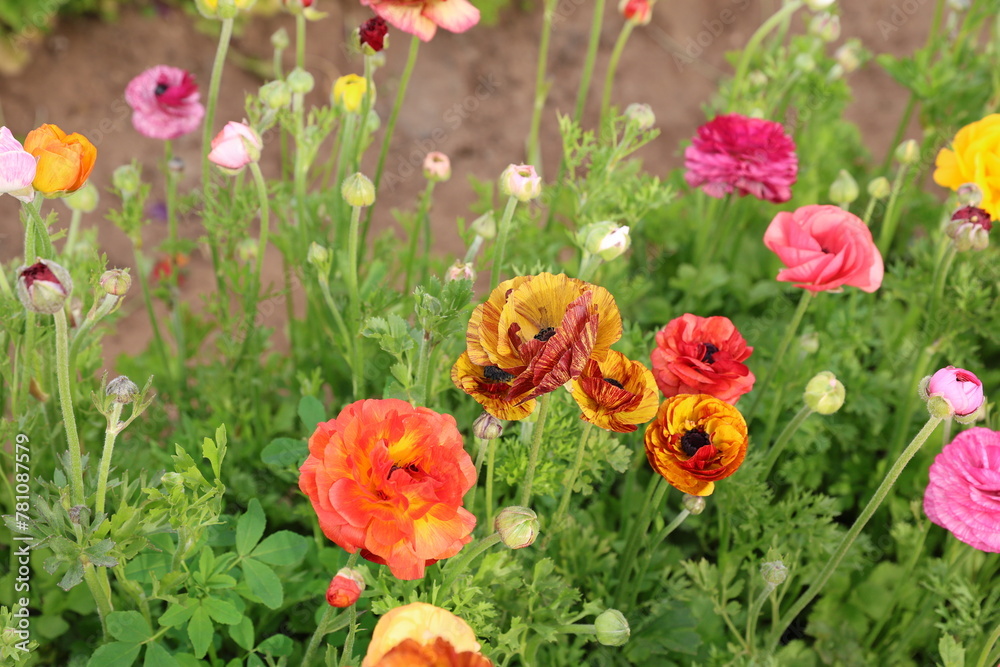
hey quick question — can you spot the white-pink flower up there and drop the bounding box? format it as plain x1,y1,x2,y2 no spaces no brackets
924,427,1000,553
0,127,37,202
125,66,205,140
208,122,262,173
360,0,479,42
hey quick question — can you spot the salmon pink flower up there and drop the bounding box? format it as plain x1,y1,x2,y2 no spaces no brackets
362,602,490,667
651,314,755,404
125,66,205,140
24,124,97,195
0,127,37,202
684,113,797,203
925,366,984,417
298,399,476,580
361,0,479,42
764,204,884,293
208,121,262,173
923,427,1000,553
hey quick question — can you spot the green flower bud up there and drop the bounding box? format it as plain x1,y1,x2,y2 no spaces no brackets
829,169,859,206
271,27,290,51
793,53,816,73
624,103,655,131
866,176,891,200
494,506,539,549
895,139,921,166
760,560,788,586
681,494,706,515
341,173,376,208
63,181,99,213
956,182,983,207
260,80,293,109
799,331,820,355
112,164,142,198
470,212,497,240
804,371,845,415
307,242,331,271
106,376,139,404
286,68,315,95
594,609,630,647
100,269,131,297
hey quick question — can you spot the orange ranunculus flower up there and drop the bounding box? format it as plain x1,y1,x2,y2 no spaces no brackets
934,114,1000,219
298,399,477,580
362,602,491,667
23,124,97,195
457,273,622,416
570,350,659,433
644,394,748,496
451,352,536,421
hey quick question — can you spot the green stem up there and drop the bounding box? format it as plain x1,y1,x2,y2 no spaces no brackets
412,331,433,406
861,195,880,227
405,181,435,293
346,204,365,395
95,403,124,517
339,605,358,667
132,249,172,390
490,196,520,288
552,423,595,531
615,475,667,607
466,436,490,511
729,1,803,108
55,309,85,507
164,140,178,251
526,0,558,169
627,508,691,609
485,437,498,530
573,0,605,126
577,253,602,283
928,242,956,320
82,562,113,638
976,617,1000,667
747,582,778,651
318,278,357,395
23,196,45,262
295,12,306,70
552,623,596,635
759,404,815,480
65,208,82,256
863,519,930,647
888,339,940,459
302,605,339,667
249,162,271,312
599,22,635,133
767,416,943,651
201,18,234,195
745,290,814,422
293,90,309,236
876,163,911,257
68,294,118,369
439,532,503,598
519,393,553,507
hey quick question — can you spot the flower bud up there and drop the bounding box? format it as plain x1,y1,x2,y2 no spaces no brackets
624,103,655,131
423,151,451,182
798,331,820,355
494,506,539,549
895,139,921,166
100,269,132,297
594,609,630,647
470,212,497,240
946,206,992,252
499,164,542,202
866,176,891,200
834,40,863,73
473,412,503,440
760,560,788,586
681,494,705,515
260,80,293,109
168,157,185,174
359,16,389,54
106,376,140,404
828,169,859,206
445,261,475,284
922,366,984,417
341,173,376,207
956,182,983,207
618,0,651,25
805,0,835,9
793,53,816,73
326,567,365,608
596,225,631,261
307,242,331,270
286,68,315,95
68,505,85,524
808,12,840,42
748,70,769,88
804,371,845,415
236,238,258,264
271,27,290,51
62,181,99,213
333,74,367,114
17,260,73,314
112,164,142,198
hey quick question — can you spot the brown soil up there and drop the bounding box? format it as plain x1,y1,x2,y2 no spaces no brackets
0,0,929,363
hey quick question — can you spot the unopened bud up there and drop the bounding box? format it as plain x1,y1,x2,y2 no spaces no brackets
260,80,293,109
747,70,769,88
470,212,497,240
499,164,542,202
624,103,655,131
423,152,451,182
271,27,290,51
618,0,651,25
829,170,859,206
69,505,86,525
445,261,475,283
106,376,140,404
307,242,331,270
112,164,142,198
473,413,503,440
594,609,630,647
333,74,367,114
596,225,631,261
100,269,132,297
63,182,99,213
956,182,983,207
834,40,863,73
494,506,539,549
808,12,840,42
804,371,845,415
798,331,820,355
946,206,992,252
17,259,73,314
895,139,921,166
286,68,315,95
236,238,258,263
867,176,891,200
681,494,705,515
760,560,788,586
341,173,375,207
793,53,816,73
326,567,365,608
805,0,835,10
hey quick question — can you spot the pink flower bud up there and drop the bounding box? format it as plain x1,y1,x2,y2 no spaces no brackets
423,151,451,182
499,164,541,202
326,567,365,607
208,121,262,173
0,126,37,203
618,0,651,25
17,259,73,314
926,366,984,417
444,261,475,283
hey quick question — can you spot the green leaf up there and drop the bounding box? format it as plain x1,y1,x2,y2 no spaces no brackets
187,605,214,659
257,633,293,657
143,642,179,667
86,642,141,667
251,530,309,566
58,561,85,591
202,597,242,626
229,615,255,651
261,438,308,468
159,602,196,628
247,654,266,667
107,611,152,643
242,558,283,609
939,634,965,667
236,499,266,556
84,539,120,568
298,395,326,432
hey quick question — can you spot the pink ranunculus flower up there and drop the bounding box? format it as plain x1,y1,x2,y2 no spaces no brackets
927,366,984,417
208,122,262,173
684,113,798,203
924,427,1000,553
360,0,479,42
764,204,884,293
0,127,38,202
125,66,205,140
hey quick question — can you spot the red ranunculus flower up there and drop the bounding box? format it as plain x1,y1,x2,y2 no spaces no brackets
298,399,477,580
651,314,754,404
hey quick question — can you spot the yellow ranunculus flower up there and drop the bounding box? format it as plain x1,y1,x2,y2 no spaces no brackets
333,74,368,114
195,0,256,19
933,113,1000,219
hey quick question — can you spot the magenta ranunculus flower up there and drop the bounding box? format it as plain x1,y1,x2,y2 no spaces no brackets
924,427,1000,553
125,66,205,140
208,122,262,173
360,0,479,42
684,113,798,203
927,366,984,417
0,126,37,202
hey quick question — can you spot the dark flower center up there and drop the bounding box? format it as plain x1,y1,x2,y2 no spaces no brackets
701,343,719,364
484,365,515,383
603,378,624,389
388,462,420,479
680,428,711,456
534,327,557,342
154,82,169,96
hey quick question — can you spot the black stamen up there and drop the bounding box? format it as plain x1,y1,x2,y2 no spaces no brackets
154,83,169,96
603,378,624,389
701,343,719,364
680,428,711,457
534,327,556,342
484,365,515,382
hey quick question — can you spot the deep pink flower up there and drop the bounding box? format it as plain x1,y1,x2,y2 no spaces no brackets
0,126,37,202
360,0,479,42
684,113,798,203
208,122,262,173
359,16,389,52
924,427,1000,553
764,204,884,293
927,366,984,417
125,66,205,140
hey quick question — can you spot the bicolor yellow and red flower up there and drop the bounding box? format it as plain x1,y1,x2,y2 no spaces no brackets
298,399,476,580
644,394,748,496
362,602,491,667
570,350,658,432
360,0,479,42
24,124,96,195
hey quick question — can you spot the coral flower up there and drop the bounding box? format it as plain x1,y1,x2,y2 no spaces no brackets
298,399,476,580
933,114,1000,219
458,273,623,412
644,394,749,496
125,66,205,140
924,427,1000,553
650,314,755,404
684,113,797,203
23,124,97,195
764,204,883,293
362,602,490,667
360,0,479,42
0,127,37,202
570,350,659,433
